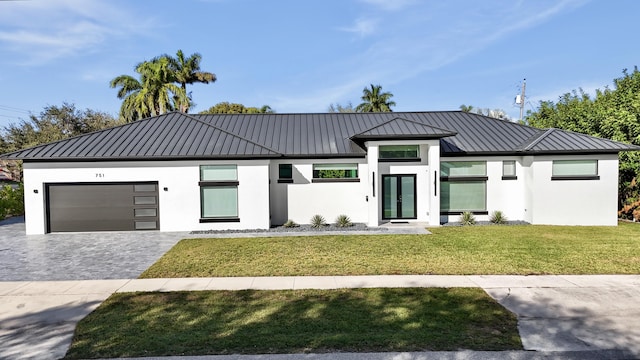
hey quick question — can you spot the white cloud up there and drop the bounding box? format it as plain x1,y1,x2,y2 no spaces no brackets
0,0,155,65
271,0,591,113
338,18,378,37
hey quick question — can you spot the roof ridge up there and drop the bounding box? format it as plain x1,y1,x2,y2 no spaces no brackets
521,128,556,151
520,127,640,151
551,127,640,147
181,112,283,155
352,116,456,137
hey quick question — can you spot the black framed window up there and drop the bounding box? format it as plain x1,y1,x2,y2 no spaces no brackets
199,165,240,222
551,160,599,180
312,163,359,182
278,164,293,183
502,160,517,180
379,145,420,162
440,161,488,214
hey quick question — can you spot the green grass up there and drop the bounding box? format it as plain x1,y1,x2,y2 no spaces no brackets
141,222,640,278
64,288,521,359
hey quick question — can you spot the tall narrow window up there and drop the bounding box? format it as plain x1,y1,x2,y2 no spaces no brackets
440,161,487,214
502,160,517,180
199,165,239,222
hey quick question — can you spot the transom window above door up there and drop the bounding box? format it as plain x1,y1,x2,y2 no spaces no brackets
379,145,420,161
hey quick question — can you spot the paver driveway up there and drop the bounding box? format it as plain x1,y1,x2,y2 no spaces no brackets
0,216,187,281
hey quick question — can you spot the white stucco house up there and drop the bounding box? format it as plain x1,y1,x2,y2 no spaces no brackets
3,111,639,234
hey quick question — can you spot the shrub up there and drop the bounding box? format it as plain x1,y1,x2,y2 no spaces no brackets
335,214,353,227
460,211,476,226
310,214,327,228
490,210,507,224
0,184,24,219
282,219,299,228
619,199,640,222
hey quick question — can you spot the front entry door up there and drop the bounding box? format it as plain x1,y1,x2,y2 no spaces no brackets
382,174,417,220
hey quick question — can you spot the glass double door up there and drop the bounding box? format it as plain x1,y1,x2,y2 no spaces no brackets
382,174,416,220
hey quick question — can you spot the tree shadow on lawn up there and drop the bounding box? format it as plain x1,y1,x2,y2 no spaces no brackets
63,288,522,359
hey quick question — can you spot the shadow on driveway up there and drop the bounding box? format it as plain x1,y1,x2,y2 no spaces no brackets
485,286,640,357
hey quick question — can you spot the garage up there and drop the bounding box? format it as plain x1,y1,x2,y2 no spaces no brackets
46,182,159,232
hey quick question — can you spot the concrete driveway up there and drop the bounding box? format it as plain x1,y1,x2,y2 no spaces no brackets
0,217,187,281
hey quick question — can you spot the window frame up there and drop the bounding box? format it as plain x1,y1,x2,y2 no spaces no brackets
312,163,360,183
440,161,488,215
551,159,599,181
277,164,294,183
379,145,421,162
502,160,517,180
199,165,240,223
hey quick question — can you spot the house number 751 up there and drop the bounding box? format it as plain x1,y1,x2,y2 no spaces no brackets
96,173,105,178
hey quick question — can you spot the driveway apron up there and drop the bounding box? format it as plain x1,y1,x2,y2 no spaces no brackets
0,217,187,281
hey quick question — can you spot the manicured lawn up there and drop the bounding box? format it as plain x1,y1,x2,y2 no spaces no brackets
141,223,640,278
64,288,521,359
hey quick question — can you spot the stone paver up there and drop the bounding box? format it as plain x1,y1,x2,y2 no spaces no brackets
0,217,188,281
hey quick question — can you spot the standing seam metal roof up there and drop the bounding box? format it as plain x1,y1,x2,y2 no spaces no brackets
2,111,639,161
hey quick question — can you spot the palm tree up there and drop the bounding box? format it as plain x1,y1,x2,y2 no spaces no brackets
161,50,216,113
356,84,396,112
110,57,188,122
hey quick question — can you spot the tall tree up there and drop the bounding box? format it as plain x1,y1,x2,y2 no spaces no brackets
356,84,396,112
526,67,640,210
460,104,510,120
199,102,275,114
110,57,189,121
328,102,356,113
161,50,216,113
0,103,121,180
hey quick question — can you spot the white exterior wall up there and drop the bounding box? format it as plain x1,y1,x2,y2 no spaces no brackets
22,160,270,235
527,154,619,226
270,160,368,225
439,157,525,224
366,140,440,226
438,154,619,226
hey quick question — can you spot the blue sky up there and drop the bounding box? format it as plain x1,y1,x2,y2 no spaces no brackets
0,0,637,127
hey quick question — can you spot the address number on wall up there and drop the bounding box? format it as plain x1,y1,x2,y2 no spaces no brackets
95,173,105,178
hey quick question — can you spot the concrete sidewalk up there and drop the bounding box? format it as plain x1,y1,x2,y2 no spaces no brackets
1,275,639,359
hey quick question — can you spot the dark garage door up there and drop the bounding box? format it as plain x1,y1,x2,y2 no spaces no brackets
46,182,159,232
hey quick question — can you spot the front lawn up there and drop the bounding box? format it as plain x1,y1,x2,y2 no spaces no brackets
64,288,521,359
141,223,640,278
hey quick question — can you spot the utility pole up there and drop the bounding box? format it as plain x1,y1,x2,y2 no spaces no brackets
518,78,526,122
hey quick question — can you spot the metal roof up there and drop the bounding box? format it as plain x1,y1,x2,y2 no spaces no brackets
3,111,639,161
351,117,457,142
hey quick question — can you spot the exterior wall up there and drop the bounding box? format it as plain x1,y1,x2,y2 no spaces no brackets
438,154,619,226
527,154,619,226
269,160,368,225
366,140,440,226
22,160,270,235
439,156,525,224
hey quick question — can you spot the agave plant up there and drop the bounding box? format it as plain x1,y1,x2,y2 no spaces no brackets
335,214,353,227
310,214,327,228
490,210,507,224
282,219,299,228
460,211,476,226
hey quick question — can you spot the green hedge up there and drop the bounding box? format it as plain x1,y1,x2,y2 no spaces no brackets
0,184,24,219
